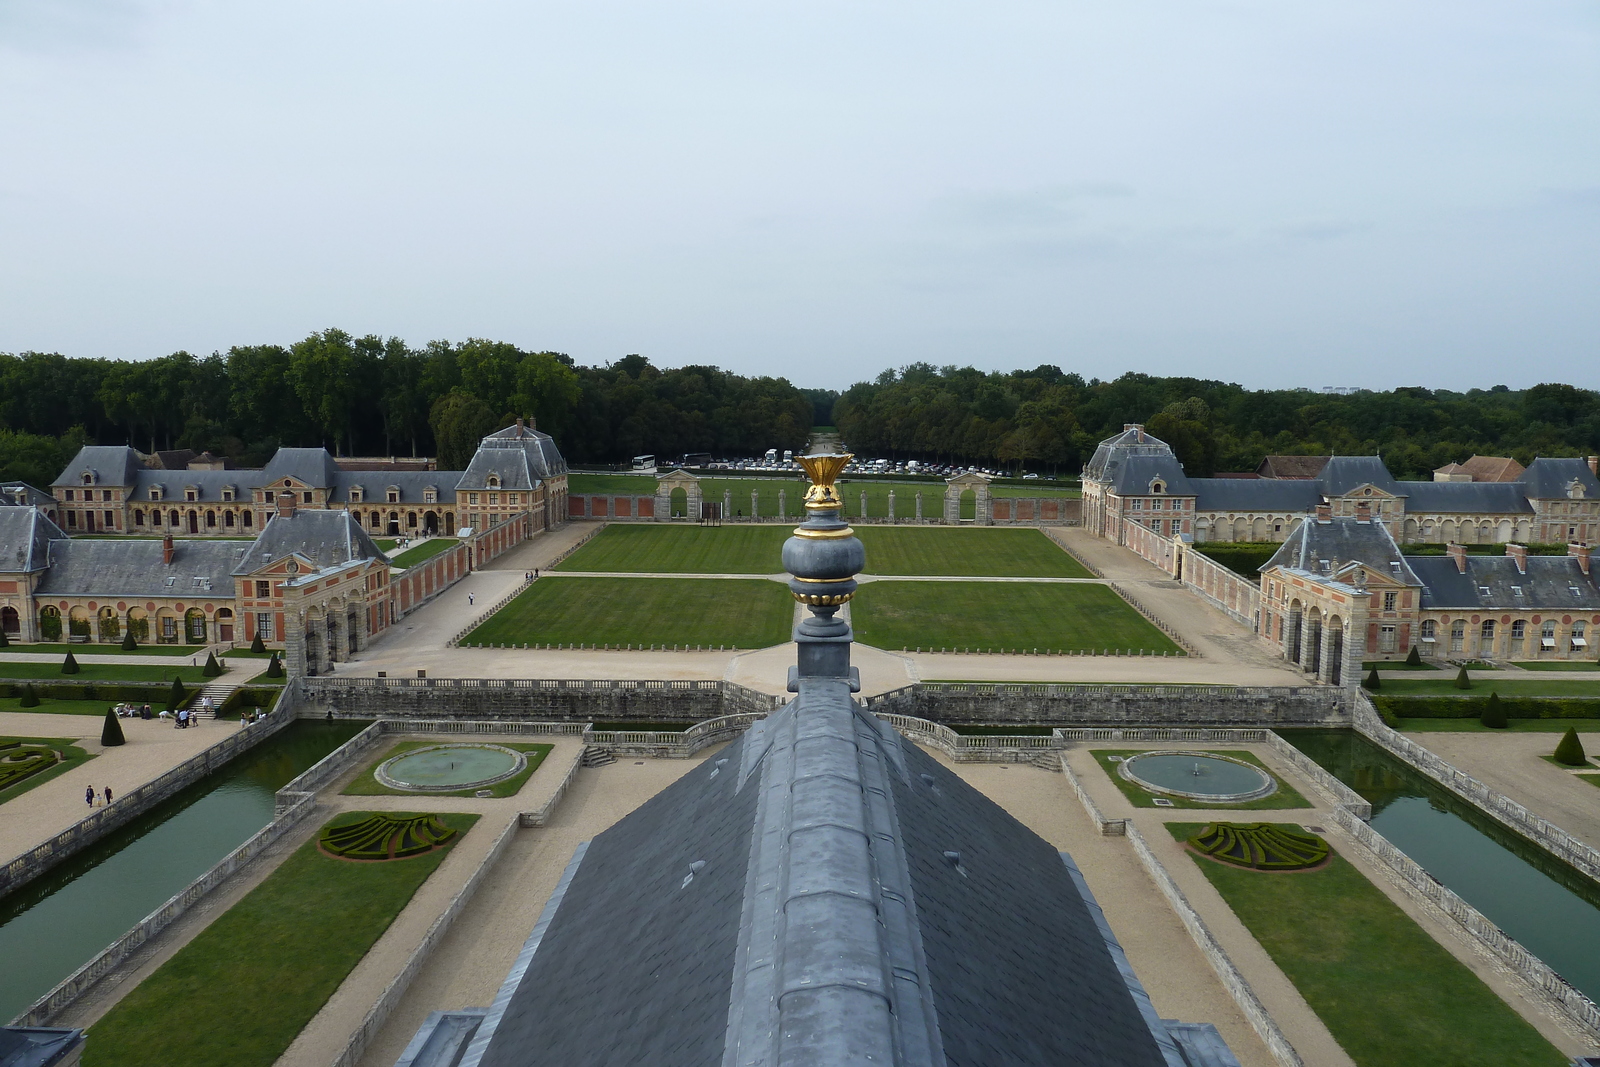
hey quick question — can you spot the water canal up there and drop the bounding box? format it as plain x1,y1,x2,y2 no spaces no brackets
1284,729,1600,1002
0,719,368,1023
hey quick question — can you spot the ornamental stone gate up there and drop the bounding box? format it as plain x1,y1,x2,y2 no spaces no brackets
655,470,701,521
943,471,992,525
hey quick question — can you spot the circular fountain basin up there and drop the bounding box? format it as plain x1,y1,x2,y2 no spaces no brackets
376,744,526,793
1118,752,1277,803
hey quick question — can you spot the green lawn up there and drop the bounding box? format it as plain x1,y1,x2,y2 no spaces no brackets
0,737,94,805
245,670,287,687
1363,660,1439,671
555,524,1090,577
0,662,201,683
1515,661,1600,671
342,741,552,798
1091,750,1309,809
0,694,115,716
1375,677,1600,697
556,525,788,573
0,643,204,657
855,527,1091,577
375,538,400,551
82,811,476,1067
463,576,793,649
568,473,659,493
388,537,458,568
851,581,1181,654
1399,717,1600,733
1170,823,1567,1067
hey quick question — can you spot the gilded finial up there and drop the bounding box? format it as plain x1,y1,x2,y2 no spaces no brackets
797,453,852,511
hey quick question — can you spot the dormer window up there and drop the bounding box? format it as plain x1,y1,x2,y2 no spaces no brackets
1512,585,1523,597
487,475,500,489
1150,480,1165,494
423,487,438,504
349,486,364,503
1574,586,1585,597
1478,585,1490,596
1572,482,1586,500
386,486,400,503
149,486,163,501
185,486,198,502
221,486,235,502
80,471,95,486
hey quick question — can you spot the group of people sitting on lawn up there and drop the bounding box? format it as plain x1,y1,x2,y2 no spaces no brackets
107,694,267,728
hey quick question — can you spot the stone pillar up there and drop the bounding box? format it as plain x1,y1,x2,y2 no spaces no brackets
1341,605,1366,691
331,603,349,662
752,490,760,521
285,610,306,679
887,490,896,522
916,493,923,521
977,484,992,526
860,491,868,520
725,489,733,519
654,489,671,522
778,490,786,519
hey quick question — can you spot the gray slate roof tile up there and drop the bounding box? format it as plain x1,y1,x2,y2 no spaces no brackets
1408,555,1600,610
35,538,244,596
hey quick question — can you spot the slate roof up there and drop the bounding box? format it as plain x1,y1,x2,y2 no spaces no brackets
331,471,461,505
1394,481,1534,515
260,448,344,489
1191,478,1322,513
231,510,382,575
0,483,54,510
1256,455,1329,479
0,1027,84,1067
459,424,568,490
129,469,256,505
1408,555,1600,610
35,538,244,597
1083,426,1180,485
51,446,144,488
1108,455,1195,497
1264,515,1422,586
1316,456,1400,497
462,677,1210,1067
1520,457,1600,500
0,507,67,573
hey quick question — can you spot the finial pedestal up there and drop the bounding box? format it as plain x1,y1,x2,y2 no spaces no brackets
784,454,865,689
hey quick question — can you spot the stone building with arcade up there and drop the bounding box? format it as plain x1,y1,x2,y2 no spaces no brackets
46,419,568,541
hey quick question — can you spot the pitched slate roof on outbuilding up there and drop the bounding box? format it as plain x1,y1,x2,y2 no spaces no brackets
1519,457,1600,499
1264,514,1421,586
1191,478,1322,513
0,483,54,510
1108,455,1196,497
260,448,343,489
1255,455,1329,480
129,469,262,504
330,471,461,504
231,509,382,575
1395,481,1534,515
1316,456,1400,497
0,507,67,573
51,446,145,488
1407,555,1600,610
1459,455,1524,482
35,539,244,597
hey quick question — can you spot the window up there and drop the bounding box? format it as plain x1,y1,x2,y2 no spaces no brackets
302,492,313,503
256,580,271,598
1574,621,1588,651
350,487,364,503
1511,619,1526,654
1512,585,1523,598
1572,586,1585,598
164,576,176,587
424,489,437,504
1131,499,1142,511
81,472,93,485
101,490,112,502
161,616,177,639
243,510,252,528
488,493,500,506
1450,620,1465,653
221,487,234,502
134,511,145,526
1379,625,1396,653
1383,592,1397,612
185,487,197,502
1151,499,1164,511
66,511,77,528
468,493,479,505
104,510,116,527
1478,586,1490,596
256,613,274,640
387,488,400,503
150,486,163,500
1480,619,1495,644
1542,621,1557,649
64,490,74,501
487,476,500,489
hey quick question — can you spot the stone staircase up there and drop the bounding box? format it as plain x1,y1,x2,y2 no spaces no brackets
581,746,617,768
191,681,242,721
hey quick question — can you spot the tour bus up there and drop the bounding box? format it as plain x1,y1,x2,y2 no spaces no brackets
681,452,712,468
631,455,656,472
764,448,779,464
783,450,794,463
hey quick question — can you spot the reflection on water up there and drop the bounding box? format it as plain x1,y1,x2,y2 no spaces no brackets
1284,729,1600,1001
0,719,368,1023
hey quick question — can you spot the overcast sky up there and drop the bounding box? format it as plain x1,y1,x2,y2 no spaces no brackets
1,1,1596,392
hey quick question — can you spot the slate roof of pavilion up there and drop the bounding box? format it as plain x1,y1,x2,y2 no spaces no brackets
462,681,1210,1067
1315,456,1401,497
35,538,244,597
458,424,569,491
1520,457,1600,500
230,509,382,575
1408,555,1600,610
260,448,345,489
1263,514,1422,587
51,446,145,488
0,507,67,573
1190,478,1322,513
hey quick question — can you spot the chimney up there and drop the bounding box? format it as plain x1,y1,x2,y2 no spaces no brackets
1589,456,1598,476
277,490,297,518
1507,542,1528,574
1315,503,1331,523
514,417,525,438
528,416,536,431
1571,542,1592,577
1355,501,1371,523
162,534,174,566
1447,542,1468,573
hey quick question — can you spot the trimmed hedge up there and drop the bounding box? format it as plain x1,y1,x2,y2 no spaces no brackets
1375,695,1600,720
0,681,198,705
0,744,58,790
1193,543,1277,579
320,813,456,861
220,687,281,718
1190,822,1329,870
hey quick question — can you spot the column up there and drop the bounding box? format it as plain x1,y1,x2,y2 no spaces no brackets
331,602,350,662
285,610,306,679
887,490,896,522
725,489,733,519
916,493,923,521
860,490,868,520
778,489,786,519
752,490,760,520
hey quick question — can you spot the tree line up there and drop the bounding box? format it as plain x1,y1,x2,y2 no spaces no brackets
0,333,814,485
833,364,1600,479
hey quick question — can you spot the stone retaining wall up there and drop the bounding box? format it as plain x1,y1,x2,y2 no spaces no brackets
1180,546,1261,631
0,692,304,900
864,682,1348,728
301,677,785,724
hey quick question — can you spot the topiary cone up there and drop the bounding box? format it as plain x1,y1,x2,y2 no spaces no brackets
19,683,39,708
250,633,266,654
202,652,222,678
101,707,125,747
1480,691,1507,729
121,629,137,651
265,653,283,679
1405,645,1421,667
0,626,8,648
167,676,186,711
1454,665,1472,690
1362,667,1381,691
1554,728,1587,767
61,651,80,675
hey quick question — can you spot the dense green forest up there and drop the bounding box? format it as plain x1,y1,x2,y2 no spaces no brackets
834,364,1600,479
0,334,813,484
2,337,1597,488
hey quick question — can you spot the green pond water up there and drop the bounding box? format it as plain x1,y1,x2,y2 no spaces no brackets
0,719,368,1023
1284,729,1600,1002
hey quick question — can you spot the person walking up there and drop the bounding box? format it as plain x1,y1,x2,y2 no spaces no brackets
85,785,95,808
468,591,476,607
103,786,112,806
